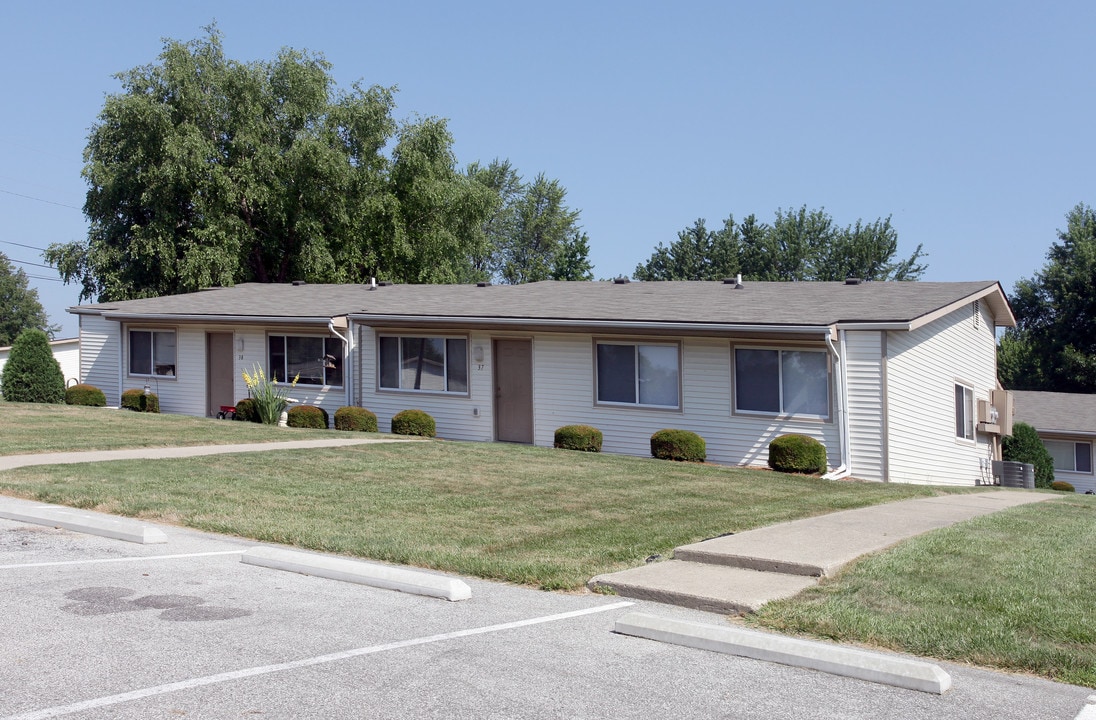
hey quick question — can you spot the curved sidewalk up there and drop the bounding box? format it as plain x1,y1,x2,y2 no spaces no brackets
589,489,1057,615
0,437,411,471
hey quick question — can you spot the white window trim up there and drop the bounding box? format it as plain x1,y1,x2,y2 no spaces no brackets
955,382,975,443
268,334,345,389
593,339,682,410
377,333,470,396
732,345,831,421
127,327,178,379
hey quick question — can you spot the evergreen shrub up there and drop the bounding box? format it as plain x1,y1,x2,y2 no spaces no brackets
334,406,378,432
0,329,65,403
65,383,106,407
650,428,706,462
768,434,827,474
120,388,160,413
554,425,603,452
1002,422,1055,489
287,405,329,429
391,409,436,437
1050,480,1075,492
234,398,261,423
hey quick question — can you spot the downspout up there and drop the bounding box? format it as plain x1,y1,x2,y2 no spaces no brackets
328,320,352,408
822,327,852,480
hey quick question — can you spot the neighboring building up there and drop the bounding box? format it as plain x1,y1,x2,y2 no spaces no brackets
1012,390,1096,493
69,279,1016,486
0,337,81,391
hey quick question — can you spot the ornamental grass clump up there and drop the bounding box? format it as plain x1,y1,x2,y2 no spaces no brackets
241,364,298,425
334,406,378,432
768,434,827,474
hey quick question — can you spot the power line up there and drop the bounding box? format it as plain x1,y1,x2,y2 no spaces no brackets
24,273,62,282
0,239,49,252
10,257,56,270
0,188,82,211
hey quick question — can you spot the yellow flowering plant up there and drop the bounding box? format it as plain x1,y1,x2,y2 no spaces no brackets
242,364,299,425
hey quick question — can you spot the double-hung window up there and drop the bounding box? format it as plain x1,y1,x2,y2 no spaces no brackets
734,348,829,418
379,336,468,393
1045,439,1093,474
954,384,975,441
129,329,176,377
268,336,344,386
595,341,680,408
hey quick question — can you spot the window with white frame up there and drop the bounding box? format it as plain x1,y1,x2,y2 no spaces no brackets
595,341,680,408
378,336,468,393
268,335,344,386
734,348,829,418
1045,439,1093,474
129,329,176,377
954,384,974,440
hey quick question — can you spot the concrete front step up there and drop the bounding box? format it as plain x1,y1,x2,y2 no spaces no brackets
588,560,817,615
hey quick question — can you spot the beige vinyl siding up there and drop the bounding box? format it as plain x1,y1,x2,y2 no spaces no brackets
844,331,886,482
357,326,495,441
80,315,121,406
886,302,998,485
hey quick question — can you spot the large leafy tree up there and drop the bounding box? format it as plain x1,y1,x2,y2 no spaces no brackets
0,253,56,346
45,28,518,301
999,203,1096,392
634,206,926,282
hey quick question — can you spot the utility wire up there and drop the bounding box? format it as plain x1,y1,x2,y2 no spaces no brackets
0,239,49,252
10,257,56,270
0,188,82,211
24,273,62,282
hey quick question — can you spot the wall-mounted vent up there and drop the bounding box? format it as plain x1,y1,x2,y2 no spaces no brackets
974,299,980,328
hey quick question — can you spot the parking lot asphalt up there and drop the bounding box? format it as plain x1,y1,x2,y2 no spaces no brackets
0,498,1091,720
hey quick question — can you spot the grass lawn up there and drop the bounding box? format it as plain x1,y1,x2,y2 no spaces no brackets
0,401,338,454
750,495,1096,687
0,435,969,590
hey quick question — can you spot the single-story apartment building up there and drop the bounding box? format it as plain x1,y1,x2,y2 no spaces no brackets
0,337,81,392
1013,390,1096,493
69,278,1016,486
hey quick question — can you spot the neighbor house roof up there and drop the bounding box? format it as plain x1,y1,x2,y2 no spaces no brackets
1012,391,1096,437
70,279,1015,332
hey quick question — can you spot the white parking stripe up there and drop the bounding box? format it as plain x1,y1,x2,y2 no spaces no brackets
0,550,245,570
2,600,634,720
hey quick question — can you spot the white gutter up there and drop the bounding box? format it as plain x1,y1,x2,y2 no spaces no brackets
328,319,352,408
348,315,829,335
821,327,852,480
100,312,336,326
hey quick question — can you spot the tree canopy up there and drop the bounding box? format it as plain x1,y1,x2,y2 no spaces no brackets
47,28,590,302
633,207,927,282
999,203,1096,392
0,253,56,346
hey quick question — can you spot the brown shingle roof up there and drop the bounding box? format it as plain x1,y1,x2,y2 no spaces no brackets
72,279,1014,329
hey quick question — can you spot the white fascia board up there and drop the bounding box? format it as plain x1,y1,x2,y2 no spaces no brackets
833,321,913,331
906,285,1016,332
99,312,336,326
347,314,829,335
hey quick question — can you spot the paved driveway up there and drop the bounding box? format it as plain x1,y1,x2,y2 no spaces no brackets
0,501,1090,720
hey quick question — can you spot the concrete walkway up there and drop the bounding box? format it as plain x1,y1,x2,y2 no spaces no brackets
589,490,1057,615
0,437,411,471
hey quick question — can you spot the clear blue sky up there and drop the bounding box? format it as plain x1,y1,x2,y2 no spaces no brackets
2,1,1093,338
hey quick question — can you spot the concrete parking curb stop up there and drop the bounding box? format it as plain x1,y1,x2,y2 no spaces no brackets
613,612,952,695
0,500,168,544
241,546,472,601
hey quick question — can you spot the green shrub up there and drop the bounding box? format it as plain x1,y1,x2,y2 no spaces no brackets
768,434,828,474
334,406,378,432
554,425,603,452
287,405,329,429
391,409,436,437
65,383,106,407
0,329,65,403
1003,421,1055,489
650,428,706,462
234,398,261,423
120,388,160,413
1051,480,1075,492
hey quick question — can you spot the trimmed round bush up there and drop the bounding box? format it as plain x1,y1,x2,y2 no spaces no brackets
1050,480,1075,492
65,383,106,407
650,428,706,462
234,398,261,423
334,406,378,432
391,409,436,437
287,405,329,429
768,434,827,474
1003,421,1055,489
120,388,160,413
1,329,65,403
554,425,603,452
